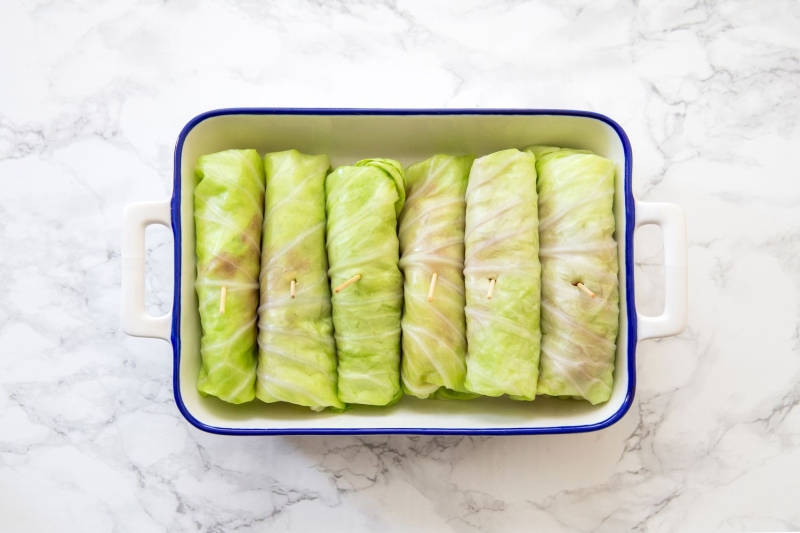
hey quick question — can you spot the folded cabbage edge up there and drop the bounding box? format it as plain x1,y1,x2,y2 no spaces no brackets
463,149,542,400
256,149,344,411
526,145,620,405
326,158,406,406
194,149,264,404
399,154,477,400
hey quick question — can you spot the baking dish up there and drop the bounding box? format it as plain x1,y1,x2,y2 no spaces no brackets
121,108,688,436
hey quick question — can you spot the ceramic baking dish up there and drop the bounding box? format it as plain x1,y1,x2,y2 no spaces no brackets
121,108,687,435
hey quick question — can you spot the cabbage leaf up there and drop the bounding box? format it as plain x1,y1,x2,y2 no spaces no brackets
527,145,619,405
194,149,264,404
326,158,405,406
256,150,343,411
463,149,541,400
398,154,476,399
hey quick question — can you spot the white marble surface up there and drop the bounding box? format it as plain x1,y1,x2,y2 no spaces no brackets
2,0,799,531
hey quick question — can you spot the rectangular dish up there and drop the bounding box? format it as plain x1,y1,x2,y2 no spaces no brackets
121,108,688,435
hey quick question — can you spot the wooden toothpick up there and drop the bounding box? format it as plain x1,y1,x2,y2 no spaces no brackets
427,273,438,302
576,282,596,298
334,274,362,293
219,286,227,314
486,278,496,300
290,279,296,299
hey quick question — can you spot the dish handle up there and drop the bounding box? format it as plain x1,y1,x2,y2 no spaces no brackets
121,200,173,342
634,201,688,341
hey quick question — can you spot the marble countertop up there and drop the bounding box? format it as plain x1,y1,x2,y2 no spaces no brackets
2,0,799,531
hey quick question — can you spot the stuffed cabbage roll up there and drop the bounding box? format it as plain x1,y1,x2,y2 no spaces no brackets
326,158,405,406
194,149,264,404
256,150,343,411
398,154,475,399
463,149,541,400
527,146,619,405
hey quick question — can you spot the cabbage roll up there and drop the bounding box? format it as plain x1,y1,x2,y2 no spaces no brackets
527,146,619,405
398,154,475,399
463,149,541,400
256,150,343,411
194,149,264,404
326,159,405,406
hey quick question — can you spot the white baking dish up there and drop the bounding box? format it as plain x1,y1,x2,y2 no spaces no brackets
121,109,687,435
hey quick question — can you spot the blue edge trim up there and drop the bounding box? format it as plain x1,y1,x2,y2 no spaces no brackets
171,108,637,436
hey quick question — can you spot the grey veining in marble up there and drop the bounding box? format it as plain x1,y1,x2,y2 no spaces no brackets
1,0,799,531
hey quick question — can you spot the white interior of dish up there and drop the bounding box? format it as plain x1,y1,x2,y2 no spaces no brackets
177,113,631,431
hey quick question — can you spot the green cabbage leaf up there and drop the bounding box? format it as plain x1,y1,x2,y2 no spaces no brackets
463,149,541,400
256,150,343,411
326,158,406,406
194,149,264,404
399,154,476,399
527,146,619,405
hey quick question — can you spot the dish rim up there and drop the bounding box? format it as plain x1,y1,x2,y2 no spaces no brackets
170,107,637,436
